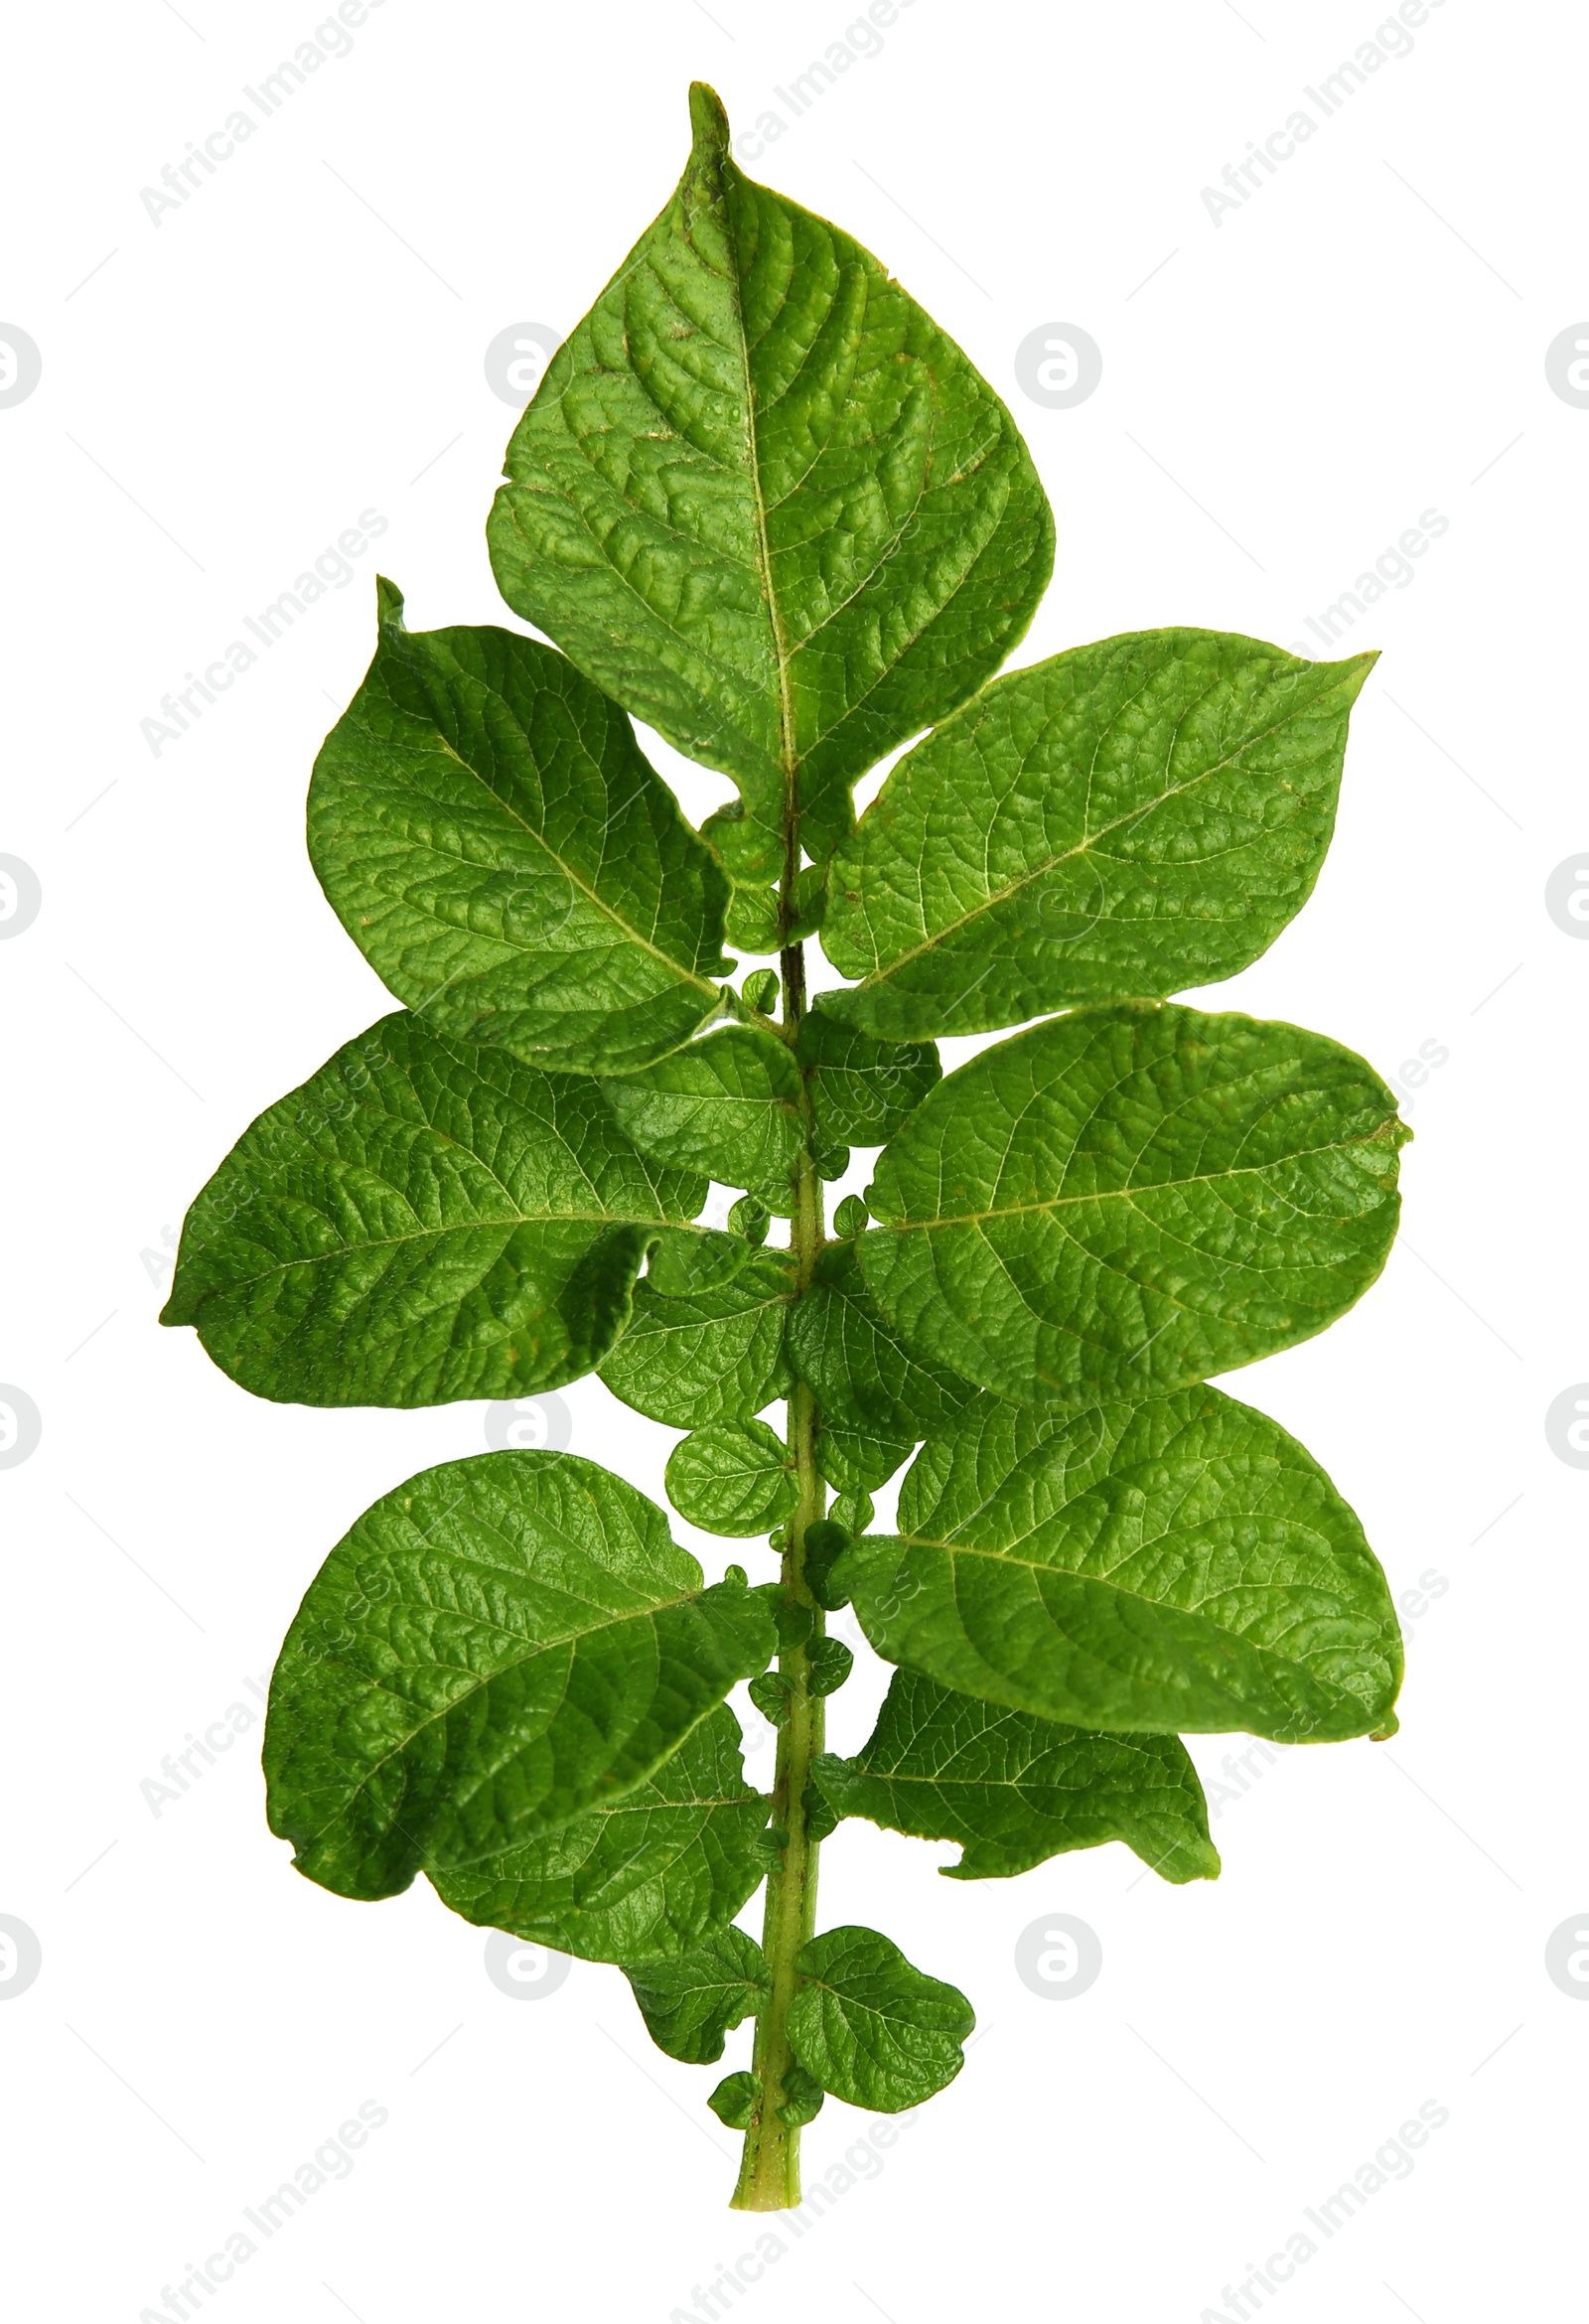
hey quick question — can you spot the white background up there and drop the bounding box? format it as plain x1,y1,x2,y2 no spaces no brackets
2,2,1581,2317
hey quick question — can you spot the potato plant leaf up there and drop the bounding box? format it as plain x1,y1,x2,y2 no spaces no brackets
665,1418,797,1535
788,1242,983,1444
835,1388,1402,1743
814,1670,1219,1883
487,84,1054,879
860,1003,1408,1406
602,1024,804,1199
795,1008,941,1149
626,1928,772,2063
821,631,1374,1038
430,1705,769,1961
164,79,1414,2215
309,585,731,1074
262,1451,776,1900
787,1926,973,2111
598,1249,794,1424
160,1012,718,1406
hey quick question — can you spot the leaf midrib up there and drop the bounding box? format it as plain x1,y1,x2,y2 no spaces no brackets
878,1118,1400,1231
865,1529,1375,1704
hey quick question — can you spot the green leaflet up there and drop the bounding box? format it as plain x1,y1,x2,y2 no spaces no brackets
602,1024,804,1200
815,1422,916,1495
788,1242,982,1444
835,1388,1402,1744
627,1928,772,2063
708,2072,759,2129
307,585,729,1075
160,1012,718,1406
776,2066,825,2127
788,1926,973,2111
860,1003,1408,1406
666,1418,797,1535
262,1451,776,1900
487,84,1054,881
795,1007,940,1149
813,1670,1219,1883
598,1249,795,1424
822,632,1375,1038
430,1705,769,1962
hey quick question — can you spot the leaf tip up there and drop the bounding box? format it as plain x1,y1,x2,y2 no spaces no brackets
688,80,731,160
374,574,406,632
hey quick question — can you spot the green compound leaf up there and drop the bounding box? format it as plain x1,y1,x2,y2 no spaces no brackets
626,1926,772,2064
860,1003,1408,1407
835,1387,1402,1743
262,1452,776,1900
602,1024,804,1199
487,83,1054,881
821,631,1375,1039
796,1007,941,1149
666,1418,797,1536
789,1243,983,1444
307,587,729,1075
429,1705,769,1962
813,1670,1219,1884
788,1926,973,2112
599,1249,795,1424
160,1012,717,1407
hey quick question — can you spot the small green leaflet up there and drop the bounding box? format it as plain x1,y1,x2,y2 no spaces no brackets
487,84,1054,881
598,1250,794,1424
787,1926,973,2111
626,1928,772,2063
308,585,729,1075
836,1388,1402,1743
430,1705,769,1962
860,1003,1408,1406
788,1242,982,1444
822,631,1375,1038
666,1418,797,1536
776,2065,825,2127
815,1421,916,1495
160,1012,716,1406
814,1670,1219,1883
795,1008,941,1149
708,2072,760,2129
602,1025,804,1200
262,1452,776,1899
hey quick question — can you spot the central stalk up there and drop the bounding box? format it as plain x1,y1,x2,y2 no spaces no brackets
731,937,826,2211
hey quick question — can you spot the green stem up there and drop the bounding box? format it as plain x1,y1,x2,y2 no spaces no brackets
731,940,825,2211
